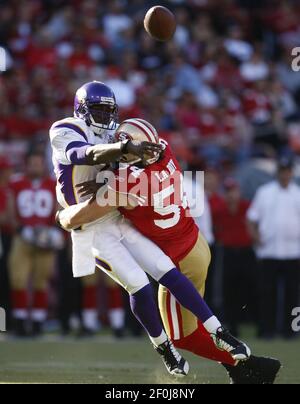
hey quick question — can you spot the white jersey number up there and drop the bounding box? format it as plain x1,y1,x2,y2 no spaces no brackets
153,175,188,230
17,190,54,218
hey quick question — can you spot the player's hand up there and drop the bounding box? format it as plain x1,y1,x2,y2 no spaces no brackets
125,140,163,159
76,180,100,198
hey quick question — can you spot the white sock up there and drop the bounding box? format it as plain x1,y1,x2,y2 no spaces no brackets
83,309,99,331
109,308,125,330
150,330,168,347
203,316,222,334
13,309,28,320
32,309,47,322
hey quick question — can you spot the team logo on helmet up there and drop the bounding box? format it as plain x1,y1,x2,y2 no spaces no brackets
116,131,133,142
76,88,87,103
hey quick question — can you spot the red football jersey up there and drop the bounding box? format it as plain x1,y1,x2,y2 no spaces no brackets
10,175,57,227
115,143,199,264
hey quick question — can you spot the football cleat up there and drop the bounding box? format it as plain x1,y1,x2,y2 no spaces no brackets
223,356,282,384
113,328,125,339
14,319,29,338
211,327,251,361
31,321,43,338
77,326,97,339
154,339,190,377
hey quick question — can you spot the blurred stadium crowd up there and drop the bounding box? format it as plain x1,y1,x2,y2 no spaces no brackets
0,0,300,339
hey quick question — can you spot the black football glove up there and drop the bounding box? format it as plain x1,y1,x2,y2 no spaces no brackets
123,140,163,160
76,180,100,199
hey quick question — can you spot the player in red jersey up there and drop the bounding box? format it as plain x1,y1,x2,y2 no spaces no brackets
57,119,281,384
115,139,199,265
111,122,243,365
9,150,64,337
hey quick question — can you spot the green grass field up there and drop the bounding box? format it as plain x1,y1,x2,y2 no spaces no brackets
0,334,299,384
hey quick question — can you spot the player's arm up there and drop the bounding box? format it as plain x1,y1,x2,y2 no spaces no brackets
56,188,135,231
50,126,162,166
55,198,113,231
85,140,163,165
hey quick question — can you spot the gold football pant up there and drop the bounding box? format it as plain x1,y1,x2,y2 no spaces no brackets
9,236,54,291
158,232,211,340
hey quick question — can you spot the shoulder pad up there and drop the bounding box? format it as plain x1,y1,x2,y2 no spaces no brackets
50,117,88,132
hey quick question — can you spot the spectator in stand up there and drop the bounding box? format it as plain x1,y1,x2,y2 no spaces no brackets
1,0,299,166
103,0,133,42
235,145,277,200
9,150,64,337
213,178,256,336
205,168,224,217
240,51,270,83
277,49,300,106
247,157,300,339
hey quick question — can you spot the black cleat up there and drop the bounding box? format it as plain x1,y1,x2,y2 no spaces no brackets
154,339,189,377
31,321,43,337
77,326,97,338
113,328,125,339
14,319,29,338
223,356,282,384
211,327,251,361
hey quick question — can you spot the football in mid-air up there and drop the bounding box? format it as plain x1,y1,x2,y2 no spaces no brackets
144,6,176,42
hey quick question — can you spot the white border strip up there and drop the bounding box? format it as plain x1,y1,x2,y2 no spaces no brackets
170,294,180,340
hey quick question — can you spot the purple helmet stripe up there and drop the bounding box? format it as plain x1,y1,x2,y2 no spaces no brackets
54,123,88,142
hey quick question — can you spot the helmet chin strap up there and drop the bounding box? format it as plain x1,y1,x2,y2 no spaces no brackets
91,124,106,137
89,115,114,137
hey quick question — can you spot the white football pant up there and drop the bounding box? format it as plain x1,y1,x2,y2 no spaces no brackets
92,216,175,295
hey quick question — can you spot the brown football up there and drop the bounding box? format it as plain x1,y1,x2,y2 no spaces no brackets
144,6,176,42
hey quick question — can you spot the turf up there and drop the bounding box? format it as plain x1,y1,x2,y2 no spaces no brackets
0,335,299,384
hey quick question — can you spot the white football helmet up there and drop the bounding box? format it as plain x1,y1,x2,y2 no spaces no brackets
115,118,161,165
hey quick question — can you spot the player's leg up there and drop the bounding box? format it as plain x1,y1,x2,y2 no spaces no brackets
93,230,166,341
159,233,236,365
8,236,32,336
81,273,100,335
120,220,218,332
32,249,55,336
120,221,250,361
93,229,189,376
160,234,281,383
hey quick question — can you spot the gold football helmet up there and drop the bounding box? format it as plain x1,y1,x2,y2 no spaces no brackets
116,118,161,165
